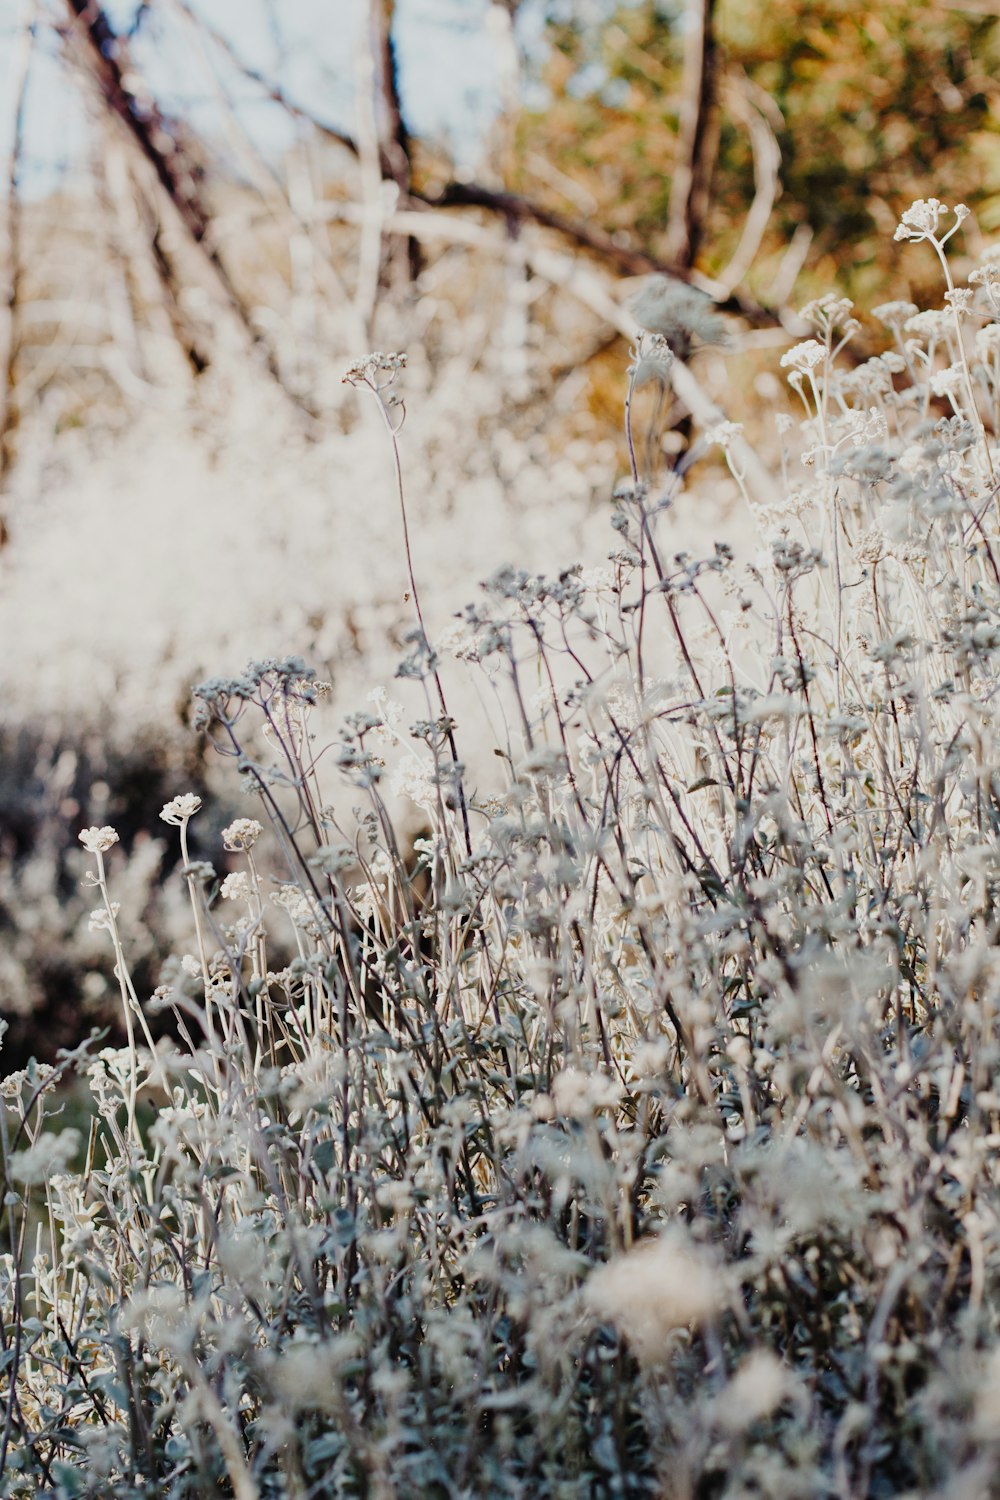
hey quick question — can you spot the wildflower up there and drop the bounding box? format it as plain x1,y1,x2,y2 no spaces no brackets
121,1284,191,1352
706,421,744,449
9,1128,81,1185
342,351,407,384
894,197,969,243
79,825,119,854
855,527,889,565
220,871,252,902
780,340,826,373
717,1351,790,1432
907,312,949,345
744,694,800,724
585,1232,723,1363
872,300,918,328
799,294,856,335
272,883,324,935
930,364,964,398
390,758,439,810
944,287,975,313
221,817,263,851
628,330,674,388
551,1067,621,1118
273,1336,362,1411
160,794,202,826
88,903,120,933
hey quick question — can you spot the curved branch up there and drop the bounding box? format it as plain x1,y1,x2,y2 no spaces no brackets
712,72,782,300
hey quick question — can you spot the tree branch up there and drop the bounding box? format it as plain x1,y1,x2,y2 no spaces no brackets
367,0,419,281
664,0,720,269
61,0,316,418
367,204,777,508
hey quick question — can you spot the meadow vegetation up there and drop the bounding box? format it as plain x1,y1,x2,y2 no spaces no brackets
6,200,1000,1498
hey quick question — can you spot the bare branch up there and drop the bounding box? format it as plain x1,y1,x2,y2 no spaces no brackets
664,0,720,269
169,0,358,159
712,72,782,301
60,0,316,419
367,0,419,281
369,205,776,507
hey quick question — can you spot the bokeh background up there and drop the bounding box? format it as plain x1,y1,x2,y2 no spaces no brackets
2,0,999,1061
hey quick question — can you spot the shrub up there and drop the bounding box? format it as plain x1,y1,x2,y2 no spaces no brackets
4,202,1000,1498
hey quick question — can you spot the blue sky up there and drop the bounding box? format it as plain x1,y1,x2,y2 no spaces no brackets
2,0,546,196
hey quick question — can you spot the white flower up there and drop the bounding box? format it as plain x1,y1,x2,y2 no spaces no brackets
121,1284,191,1351
744,694,800,724
273,1335,361,1411
389,758,439,810
893,198,967,243
10,1128,81,1185
160,794,203,826
79,826,119,854
780,340,826,373
872,300,918,327
799,294,855,333
706,421,744,449
551,1067,621,1118
220,872,251,902
272,883,323,934
717,1351,790,1432
855,527,889,565
584,1232,723,1363
342,351,406,384
904,309,951,340
88,903,120,933
221,818,263,851
930,364,964,398
944,287,975,313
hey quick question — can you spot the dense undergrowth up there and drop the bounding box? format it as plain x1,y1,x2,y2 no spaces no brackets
5,201,1000,1497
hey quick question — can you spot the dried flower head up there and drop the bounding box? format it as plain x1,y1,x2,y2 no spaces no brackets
342,351,407,385
79,826,119,854
160,794,203,826
780,340,826,373
872,300,918,328
221,818,263,851
894,197,969,243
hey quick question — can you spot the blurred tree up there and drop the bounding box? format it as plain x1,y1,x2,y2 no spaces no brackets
511,0,1000,305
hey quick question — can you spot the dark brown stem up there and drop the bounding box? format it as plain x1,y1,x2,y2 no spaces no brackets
664,0,720,269
368,0,420,281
